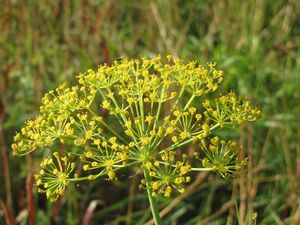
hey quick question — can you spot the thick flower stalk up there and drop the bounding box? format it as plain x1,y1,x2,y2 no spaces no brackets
12,56,260,224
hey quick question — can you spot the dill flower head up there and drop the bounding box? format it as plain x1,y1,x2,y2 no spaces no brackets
35,152,75,202
140,151,191,197
196,137,245,177
12,56,261,200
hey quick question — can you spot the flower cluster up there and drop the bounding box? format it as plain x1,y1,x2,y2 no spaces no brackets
141,151,191,197
81,135,128,180
11,84,95,156
35,152,75,202
203,92,261,127
195,137,246,177
169,60,223,96
12,56,261,200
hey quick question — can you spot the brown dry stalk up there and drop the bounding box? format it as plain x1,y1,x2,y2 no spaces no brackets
26,168,35,225
0,63,13,215
91,0,111,35
292,100,300,225
226,179,239,225
196,200,235,225
150,2,176,55
239,125,246,225
247,124,255,218
0,200,16,225
82,200,102,225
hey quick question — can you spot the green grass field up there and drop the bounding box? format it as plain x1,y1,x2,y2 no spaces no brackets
0,0,299,224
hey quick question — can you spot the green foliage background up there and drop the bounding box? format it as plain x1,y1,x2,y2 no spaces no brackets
0,0,299,224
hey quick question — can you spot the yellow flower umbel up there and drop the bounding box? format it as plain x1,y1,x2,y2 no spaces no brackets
12,56,260,225
35,152,75,202
195,137,246,177
140,151,191,197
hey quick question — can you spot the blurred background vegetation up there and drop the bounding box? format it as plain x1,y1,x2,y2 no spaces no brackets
0,0,299,224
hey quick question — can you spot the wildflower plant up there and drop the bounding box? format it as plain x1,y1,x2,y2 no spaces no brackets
12,56,261,224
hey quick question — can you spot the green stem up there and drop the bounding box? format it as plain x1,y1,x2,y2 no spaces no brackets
86,107,127,143
183,94,196,111
143,169,163,225
191,167,214,171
